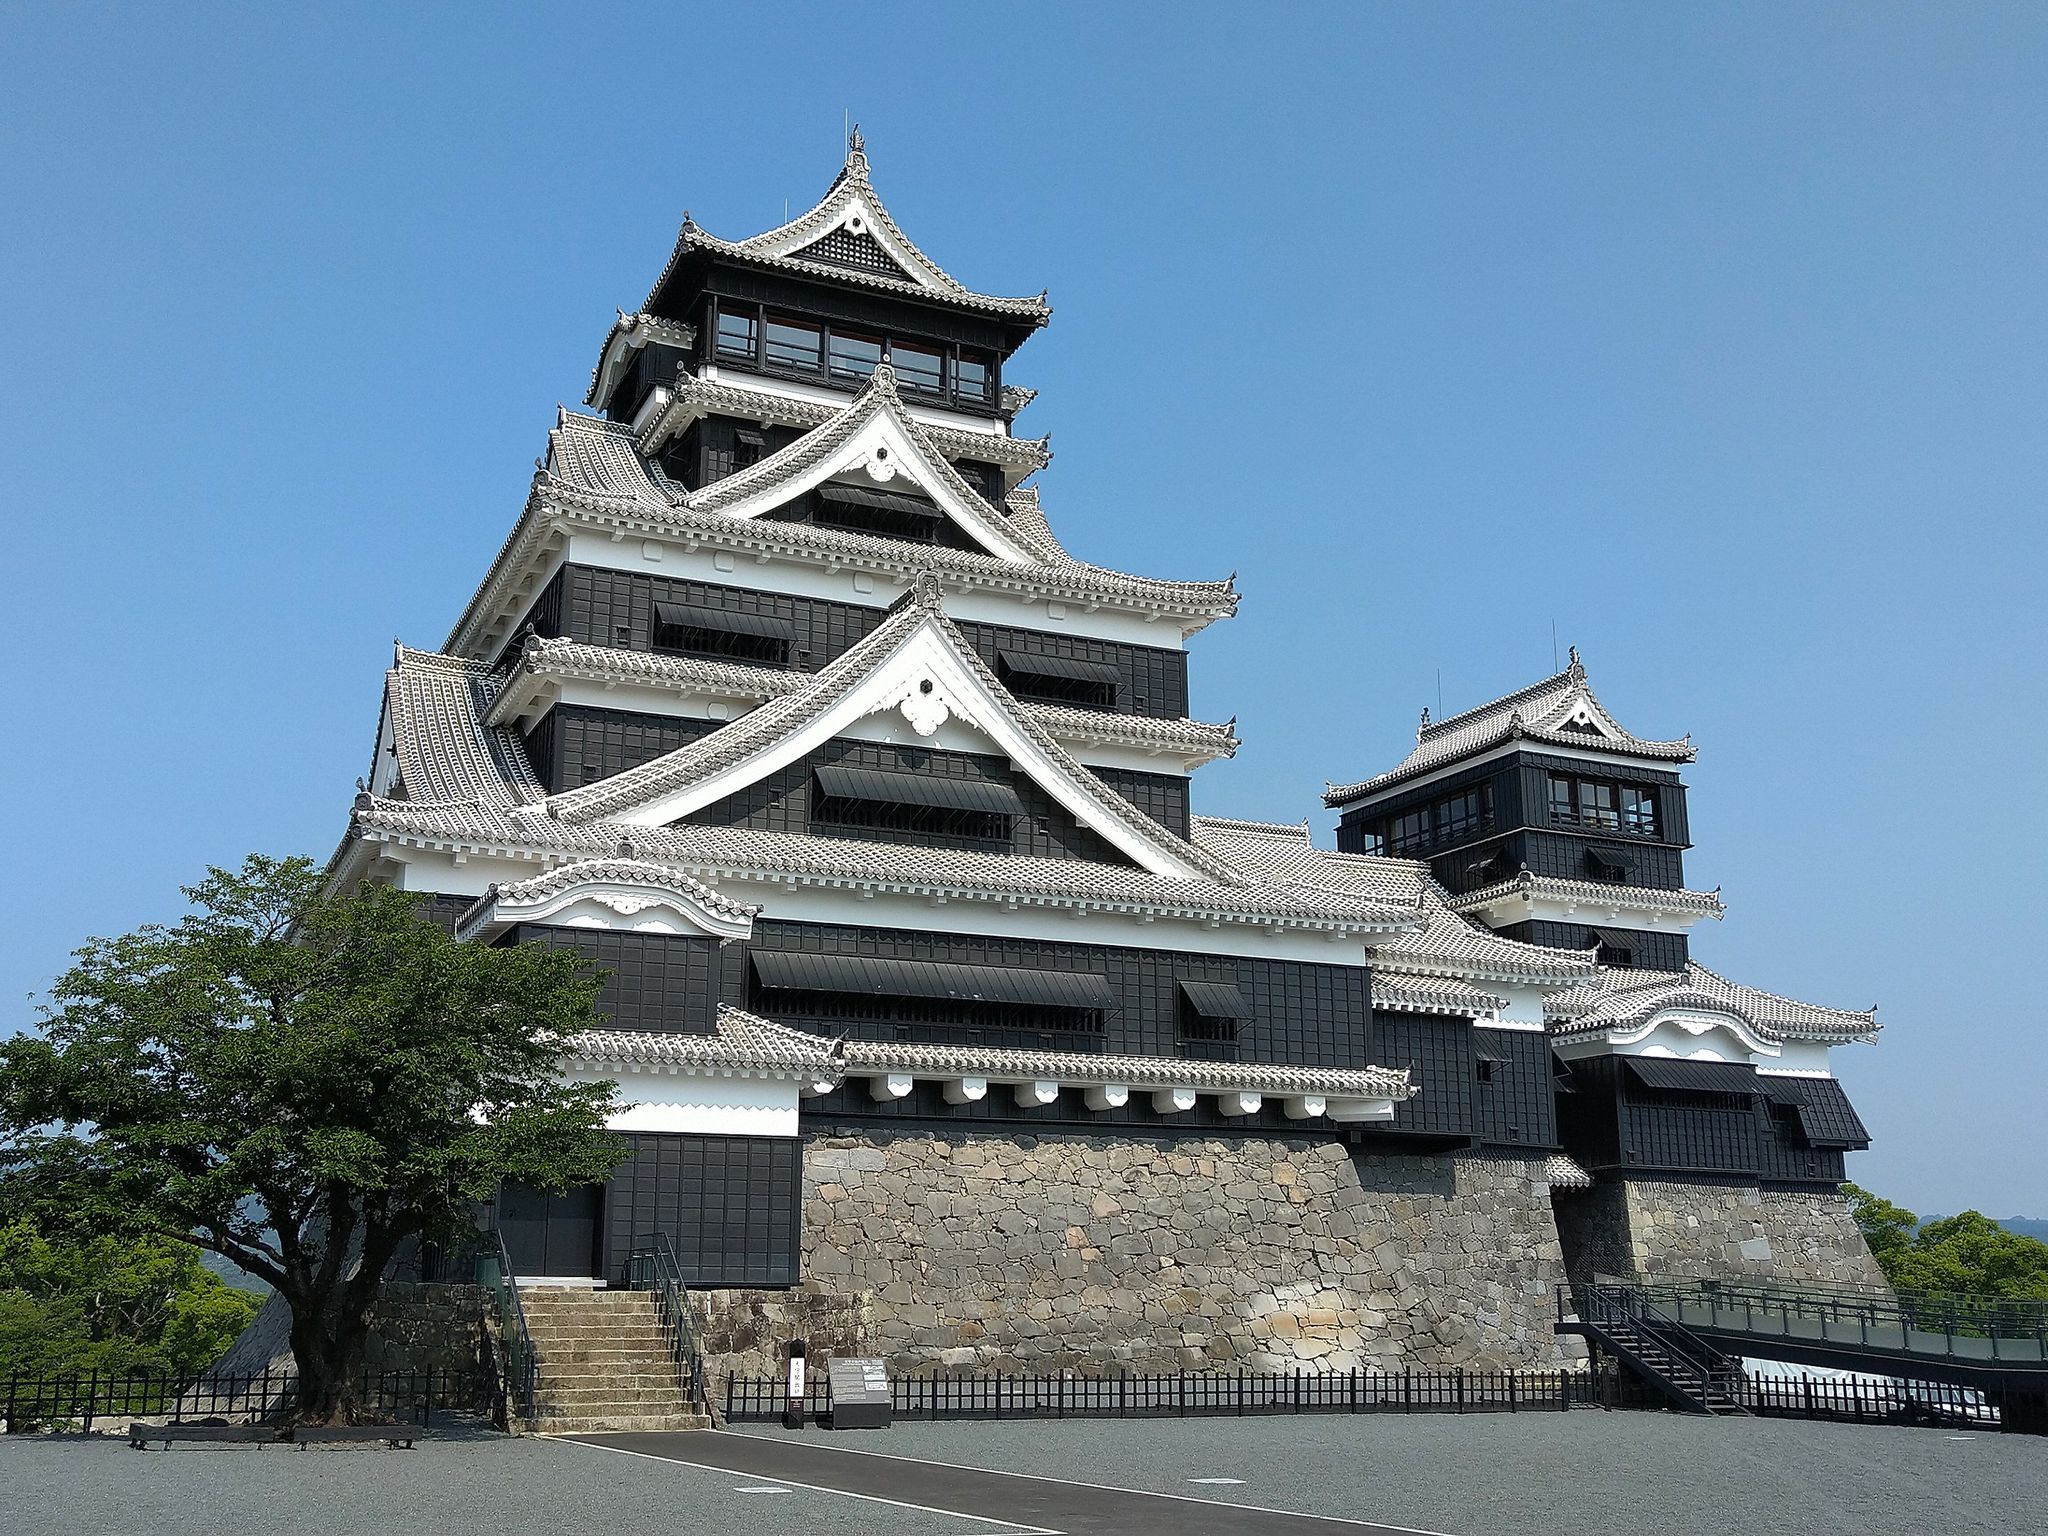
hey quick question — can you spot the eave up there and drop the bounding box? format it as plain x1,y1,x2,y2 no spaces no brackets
444,478,1238,661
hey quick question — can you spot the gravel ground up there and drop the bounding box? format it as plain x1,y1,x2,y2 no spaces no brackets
0,1428,1002,1536
738,1411,2048,1536
6,1413,2040,1536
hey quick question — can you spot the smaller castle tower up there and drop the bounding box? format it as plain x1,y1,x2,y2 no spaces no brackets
1325,650,1722,970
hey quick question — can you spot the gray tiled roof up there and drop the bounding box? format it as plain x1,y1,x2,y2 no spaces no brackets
1544,1154,1593,1189
385,645,545,808
837,1036,1413,1101
1545,962,1880,1045
456,857,759,940
1189,817,1598,985
536,399,1237,614
1371,971,1511,1016
1324,653,1695,806
486,634,1237,761
563,1007,1411,1102
1447,871,1728,921
641,140,1051,322
565,1007,841,1076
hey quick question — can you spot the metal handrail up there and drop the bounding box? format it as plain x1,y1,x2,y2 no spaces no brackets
1639,1275,2048,1355
625,1232,710,1414
1591,1284,1743,1398
475,1229,537,1422
1578,1286,1719,1407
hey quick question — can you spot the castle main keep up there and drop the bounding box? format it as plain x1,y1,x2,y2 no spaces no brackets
329,135,1885,1374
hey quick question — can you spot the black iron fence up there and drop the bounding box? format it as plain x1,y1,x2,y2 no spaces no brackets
0,1369,455,1434
726,1367,1596,1422
1746,1372,1998,1429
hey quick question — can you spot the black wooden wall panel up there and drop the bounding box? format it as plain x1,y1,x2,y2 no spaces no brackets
413,892,475,936
523,704,723,793
1369,1011,1476,1140
507,924,720,1036
683,736,1133,864
504,566,1190,720
740,920,1375,1073
603,1133,802,1287
1554,1055,1624,1171
1497,920,1690,972
1090,767,1193,840
1471,1028,1560,1150
1555,1054,1843,1184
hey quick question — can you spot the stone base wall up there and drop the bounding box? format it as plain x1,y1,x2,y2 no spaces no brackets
695,1132,1585,1379
1554,1178,1887,1292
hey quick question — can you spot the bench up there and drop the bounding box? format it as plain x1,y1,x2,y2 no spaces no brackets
129,1423,285,1449
292,1425,417,1449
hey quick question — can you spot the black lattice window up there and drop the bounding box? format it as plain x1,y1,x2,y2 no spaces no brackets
793,225,906,277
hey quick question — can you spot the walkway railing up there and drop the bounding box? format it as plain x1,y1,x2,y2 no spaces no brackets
474,1229,537,1422
1618,1275,2048,1365
625,1232,710,1414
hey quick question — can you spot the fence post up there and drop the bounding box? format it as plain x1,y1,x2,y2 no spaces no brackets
1457,1367,1466,1414
1403,1370,1413,1414
1507,1369,1517,1413
1178,1371,1186,1418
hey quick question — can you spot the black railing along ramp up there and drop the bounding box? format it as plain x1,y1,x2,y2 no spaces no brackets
563,1429,1457,1535
1563,1275,2048,1433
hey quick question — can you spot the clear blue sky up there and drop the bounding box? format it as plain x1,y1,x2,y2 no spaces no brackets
4,4,2042,1217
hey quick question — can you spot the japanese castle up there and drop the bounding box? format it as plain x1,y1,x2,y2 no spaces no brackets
329,134,1885,1367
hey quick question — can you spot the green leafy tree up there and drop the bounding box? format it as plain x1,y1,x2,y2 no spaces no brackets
0,856,627,1423
1889,1212,2048,1301
0,1219,261,1377
1844,1183,2048,1302
1844,1181,1918,1263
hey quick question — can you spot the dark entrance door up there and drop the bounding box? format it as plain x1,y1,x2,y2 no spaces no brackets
496,1181,603,1278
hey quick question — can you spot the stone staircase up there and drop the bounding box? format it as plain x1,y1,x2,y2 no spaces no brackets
518,1288,710,1433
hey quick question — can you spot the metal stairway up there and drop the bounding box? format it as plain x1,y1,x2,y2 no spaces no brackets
1559,1282,1750,1416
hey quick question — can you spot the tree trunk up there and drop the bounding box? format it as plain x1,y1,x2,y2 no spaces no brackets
285,1290,378,1425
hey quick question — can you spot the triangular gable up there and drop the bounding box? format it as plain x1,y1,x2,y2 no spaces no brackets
735,132,981,300
685,363,1044,563
545,578,1237,884
1526,677,1627,742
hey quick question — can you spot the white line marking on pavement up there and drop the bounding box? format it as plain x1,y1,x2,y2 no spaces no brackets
735,1485,795,1492
724,1430,1467,1535
556,1436,1065,1534
1189,1477,1248,1484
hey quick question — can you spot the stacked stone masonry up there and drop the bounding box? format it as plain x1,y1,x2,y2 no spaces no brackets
692,1133,1588,1379
1552,1178,1888,1295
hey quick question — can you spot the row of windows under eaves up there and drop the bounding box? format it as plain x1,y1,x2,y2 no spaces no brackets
646,257,1038,383
1334,750,1691,895
505,564,1193,720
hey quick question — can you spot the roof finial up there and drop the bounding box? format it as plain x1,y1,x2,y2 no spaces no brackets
846,123,869,180
1418,706,1431,737
910,567,943,610
1567,644,1583,675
